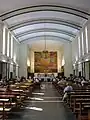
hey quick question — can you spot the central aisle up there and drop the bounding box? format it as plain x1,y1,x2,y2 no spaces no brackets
11,82,76,120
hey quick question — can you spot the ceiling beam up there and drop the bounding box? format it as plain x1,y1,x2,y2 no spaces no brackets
9,19,81,31
20,35,72,43
0,5,89,21
15,28,76,38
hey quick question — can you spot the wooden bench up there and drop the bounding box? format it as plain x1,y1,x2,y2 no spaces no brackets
68,91,90,120
53,81,90,120
0,80,35,119
0,99,12,120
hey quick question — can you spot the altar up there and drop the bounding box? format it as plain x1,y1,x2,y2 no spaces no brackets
34,73,57,82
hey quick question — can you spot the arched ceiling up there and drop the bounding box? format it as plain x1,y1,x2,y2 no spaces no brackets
0,3,90,44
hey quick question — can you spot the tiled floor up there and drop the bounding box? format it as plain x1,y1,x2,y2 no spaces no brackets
9,82,76,120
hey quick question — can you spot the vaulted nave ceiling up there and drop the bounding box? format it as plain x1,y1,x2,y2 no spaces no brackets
0,0,90,44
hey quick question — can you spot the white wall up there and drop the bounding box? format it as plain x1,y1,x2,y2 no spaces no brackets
19,44,27,77
29,40,63,73
64,43,73,77
78,63,82,74
71,20,90,77
29,42,73,76
30,49,34,73
57,50,62,72
72,36,79,64
16,66,19,77
85,62,89,80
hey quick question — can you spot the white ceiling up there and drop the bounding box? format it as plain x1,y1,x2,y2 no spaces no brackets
5,11,85,26
21,36,70,44
13,23,78,35
0,0,90,13
29,40,63,51
0,0,89,45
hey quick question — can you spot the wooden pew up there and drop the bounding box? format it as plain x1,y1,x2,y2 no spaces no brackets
52,81,64,96
53,81,90,120
69,92,90,108
74,98,90,120
0,80,35,119
68,91,90,120
0,98,11,120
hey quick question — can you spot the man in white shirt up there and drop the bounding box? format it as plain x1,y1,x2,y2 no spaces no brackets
63,83,73,101
64,85,73,93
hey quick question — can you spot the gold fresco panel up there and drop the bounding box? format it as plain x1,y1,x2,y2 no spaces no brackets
34,52,57,73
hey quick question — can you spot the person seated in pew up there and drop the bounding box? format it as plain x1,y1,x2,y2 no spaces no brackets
53,78,56,82
29,76,31,80
0,78,4,86
73,78,81,90
57,77,66,90
37,74,41,80
63,82,73,101
34,78,41,89
64,83,73,93
6,83,12,92
20,76,26,83
6,84,18,103
81,77,88,86
58,77,66,85
34,78,40,83
1,76,7,86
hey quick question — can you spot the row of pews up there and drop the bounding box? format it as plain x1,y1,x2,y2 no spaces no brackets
0,80,40,120
53,81,90,120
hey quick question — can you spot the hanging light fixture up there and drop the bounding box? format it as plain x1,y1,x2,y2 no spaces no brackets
43,21,48,58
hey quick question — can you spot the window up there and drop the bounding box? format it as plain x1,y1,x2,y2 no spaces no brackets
85,26,88,54
81,32,84,56
78,37,81,58
11,36,13,58
3,26,6,55
7,32,10,57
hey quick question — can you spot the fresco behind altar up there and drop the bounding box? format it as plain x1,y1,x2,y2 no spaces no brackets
34,52,57,73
